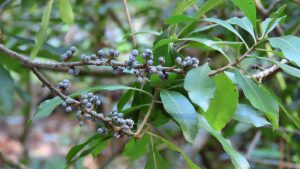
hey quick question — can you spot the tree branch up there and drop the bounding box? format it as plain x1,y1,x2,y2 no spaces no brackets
0,150,27,169
253,59,288,82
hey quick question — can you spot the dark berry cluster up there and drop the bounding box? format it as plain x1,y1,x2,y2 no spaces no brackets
57,79,70,91
175,56,200,69
61,46,76,61
58,81,135,137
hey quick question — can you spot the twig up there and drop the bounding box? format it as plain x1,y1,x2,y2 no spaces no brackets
249,158,300,169
246,131,262,158
123,0,136,47
0,150,27,169
253,59,288,82
134,88,160,138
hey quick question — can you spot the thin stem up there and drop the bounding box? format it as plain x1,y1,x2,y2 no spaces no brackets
134,88,160,138
123,0,136,47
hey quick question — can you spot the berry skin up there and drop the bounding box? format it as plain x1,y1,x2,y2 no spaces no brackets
145,49,153,55
95,100,101,106
78,121,84,126
175,57,182,64
114,51,119,57
66,50,73,57
125,119,134,127
181,61,187,67
90,54,97,60
70,46,76,53
86,102,92,108
136,77,143,83
147,60,153,66
131,49,139,57
158,56,165,64
109,49,115,56
156,65,163,71
97,128,104,134
123,125,130,130
62,102,67,107
84,114,92,120
65,106,72,112
63,79,69,84
61,54,68,61
82,99,88,104
149,67,157,74
97,49,105,57
133,69,140,75
117,113,124,118
97,113,104,119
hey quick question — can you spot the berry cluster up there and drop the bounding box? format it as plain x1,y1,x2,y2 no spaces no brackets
61,46,76,62
175,56,200,69
59,81,135,137
57,79,70,91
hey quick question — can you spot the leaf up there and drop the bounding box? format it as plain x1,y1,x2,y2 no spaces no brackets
34,85,152,120
0,66,15,113
205,73,239,131
59,0,74,24
234,70,279,129
227,17,256,42
91,139,109,159
230,0,256,28
153,39,178,50
148,132,201,169
145,135,169,169
66,134,99,163
252,56,300,78
184,63,215,111
123,134,150,160
196,0,223,18
268,35,300,67
261,5,286,38
173,0,198,15
203,18,248,48
160,90,198,143
261,17,285,37
233,104,270,127
165,15,198,24
117,90,134,111
197,115,250,169
31,0,53,58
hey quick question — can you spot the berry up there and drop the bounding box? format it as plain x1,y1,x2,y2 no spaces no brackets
97,128,104,134
70,46,76,53
125,119,134,127
84,114,92,120
78,121,84,126
123,125,130,130
131,49,139,56
63,79,69,84
133,69,140,75
65,106,72,112
66,50,73,57
175,57,182,64
86,102,92,108
145,49,152,55
117,113,124,118
109,49,115,56
97,113,104,118
149,67,157,74
95,100,101,106
114,51,119,57
156,65,163,71
136,76,143,83
158,56,165,64
82,99,88,104
62,102,67,107
61,54,68,61
147,60,153,66
97,49,105,57
90,54,97,60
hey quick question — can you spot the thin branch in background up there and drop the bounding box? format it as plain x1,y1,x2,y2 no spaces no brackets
249,158,300,169
246,131,262,159
252,59,288,82
279,138,285,169
123,0,136,47
0,150,27,169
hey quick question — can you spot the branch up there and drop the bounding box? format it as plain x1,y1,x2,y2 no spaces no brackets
253,59,288,82
123,0,136,47
0,150,27,169
134,88,160,138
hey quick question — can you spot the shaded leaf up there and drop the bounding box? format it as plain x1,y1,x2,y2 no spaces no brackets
196,0,223,18
234,70,279,128
123,134,150,160
145,135,169,169
261,5,286,38
268,35,300,67
227,17,256,42
233,104,270,127
160,90,198,143
0,66,15,113
31,0,53,58
165,15,198,24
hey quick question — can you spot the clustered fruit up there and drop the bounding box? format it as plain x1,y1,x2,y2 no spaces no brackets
58,80,134,138
60,47,200,82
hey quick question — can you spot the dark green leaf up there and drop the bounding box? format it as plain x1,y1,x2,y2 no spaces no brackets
227,17,256,42
0,66,15,113
148,132,201,169
184,63,215,111
234,70,279,128
205,73,238,131
198,115,250,169
173,0,198,15
230,0,256,28
117,90,134,111
123,134,150,160
196,0,223,18
31,0,53,58
165,15,198,24
268,35,300,67
91,139,109,159
160,90,198,143
145,135,169,169
59,0,74,24
233,104,270,127
261,5,286,38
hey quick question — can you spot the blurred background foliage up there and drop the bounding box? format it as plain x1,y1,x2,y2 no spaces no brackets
0,0,300,169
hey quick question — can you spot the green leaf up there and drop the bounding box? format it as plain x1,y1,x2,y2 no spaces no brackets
123,134,150,160
117,90,134,111
233,104,270,127
173,0,198,15
230,0,256,28
234,70,279,129
0,66,15,113
160,90,198,143
205,73,238,131
31,0,53,58
165,15,198,24
66,134,99,163
203,18,248,48
148,132,201,169
91,139,109,159
196,0,223,18
268,35,300,67
261,5,286,38
153,39,178,50
227,17,256,42
184,63,215,111
145,135,169,169
252,56,300,78
197,115,250,169
59,0,74,24
34,85,152,120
